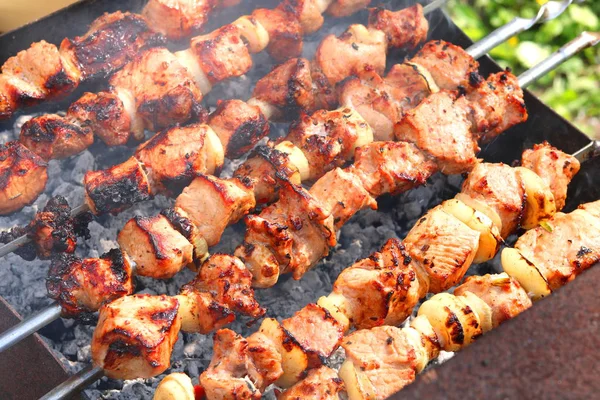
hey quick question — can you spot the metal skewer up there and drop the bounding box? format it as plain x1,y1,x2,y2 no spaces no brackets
35,28,600,400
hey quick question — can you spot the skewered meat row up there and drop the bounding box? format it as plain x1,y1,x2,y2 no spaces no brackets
0,3,430,217
188,146,582,399
87,141,578,384
0,0,243,121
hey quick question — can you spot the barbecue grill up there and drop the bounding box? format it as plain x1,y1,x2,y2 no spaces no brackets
0,0,598,399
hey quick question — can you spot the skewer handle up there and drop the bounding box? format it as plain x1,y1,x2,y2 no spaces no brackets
40,364,104,400
0,303,62,353
467,0,576,59
518,31,600,88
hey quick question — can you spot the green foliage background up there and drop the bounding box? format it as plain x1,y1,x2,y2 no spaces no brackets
447,0,599,137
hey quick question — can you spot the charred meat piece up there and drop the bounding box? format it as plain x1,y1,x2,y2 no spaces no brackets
84,157,152,215
454,273,532,328
351,141,438,197
461,162,525,238
142,0,215,40
110,48,203,131
0,141,48,215
175,175,255,247
521,142,580,211
60,11,165,80
27,196,76,259
342,325,418,400
409,40,479,90
118,215,193,279
515,208,600,290
136,123,224,194
67,91,136,147
310,168,377,228
281,0,326,34
395,90,480,175
91,294,180,380
252,7,303,62
327,0,371,17
190,25,252,84
245,332,284,392
47,249,134,318
279,366,344,400
368,4,428,49
208,99,269,158
316,24,387,86
19,114,93,161
466,71,527,142
404,205,480,293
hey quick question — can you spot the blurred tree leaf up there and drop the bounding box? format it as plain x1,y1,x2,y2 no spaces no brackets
569,5,599,29
515,41,551,68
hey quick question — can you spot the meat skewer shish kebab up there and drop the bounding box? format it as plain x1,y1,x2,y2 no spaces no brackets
19,37,598,399
0,0,446,218
0,30,596,357
0,0,250,121
47,139,596,399
0,1,573,261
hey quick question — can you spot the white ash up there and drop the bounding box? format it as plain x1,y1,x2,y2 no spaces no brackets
0,2,483,399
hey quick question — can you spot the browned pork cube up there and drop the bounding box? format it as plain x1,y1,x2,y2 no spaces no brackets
47,249,134,318
327,0,371,17
281,0,325,34
27,196,76,258
91,294,180,380
60,11,165,80
84,157,152,215
279,366,344,400
20,114,93,161
118,215,193,279
252,7,303,62
109,48,203,131
142,0,213,40
208,99,269,158
0,141,48,215
368,4,428,49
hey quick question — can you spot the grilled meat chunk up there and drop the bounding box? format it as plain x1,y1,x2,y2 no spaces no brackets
368,4,428,49
0,141,48,215
175,175,255,247
27,196,76,258
310,168,377,228
395,90,480,175
118,215,193,279
252,7,303,62
200,329,261,400
190,25,252,84
466,71,527,142
84,157,152,215
142,0,214,40
316,24,387,86
454,273,532,328
351,141,437,197
342,326,418,400
19,114,93,161
461,162,525,238
327,0,371,17
110,48,203,130
279,366,344,400
47,249,134,318
208,99,269,158
136,123,224,194
521,142,580,211
238,181,336,286
246,332,284,391
68,91,138,147
281,0,326,34
92,294,180,380
339,64,431,141
404,205,480,293
408,40,479,90
515,208,600,290
60,11,165,80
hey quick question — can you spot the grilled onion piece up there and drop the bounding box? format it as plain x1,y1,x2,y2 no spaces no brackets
516,166,556,229
501,247,552,300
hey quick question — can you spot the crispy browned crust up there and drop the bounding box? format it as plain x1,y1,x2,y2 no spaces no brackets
0,141,48,215
142,0,216,40
252,7,303,62
68,91,132,146
279,366,344,400
20,114,94,161
60,12,165,80
208,99,269,158
47,249,133,318
280,0,325,34
27,196,76,259
326,0,371,18
191,25,252,84
84,157,151,215
368,4,428,49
